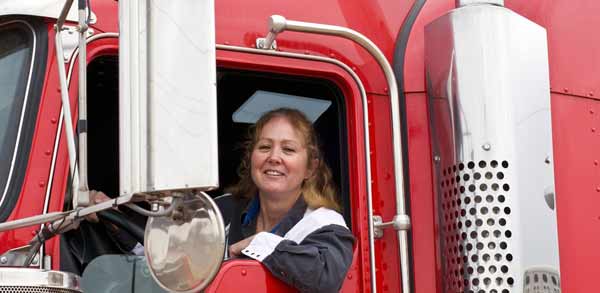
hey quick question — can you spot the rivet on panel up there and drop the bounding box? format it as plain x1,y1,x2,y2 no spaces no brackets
594,160,599,166
0,257,7,264
31,230,37,236
434,155,441,163
482,143,491,151
51,118,58,124
384,88,389,93
329,53,335,58
597,187,600,192
38,181,45,188
592,128,596,133
303,51,310,55
241,269,247,276
351,66,357,71
563,88,569,93
45,150,52,156
57,88,61,93
347,274,353,280
545,156,551,164
591,109,596,114
224,41,230,45
590,92,594,97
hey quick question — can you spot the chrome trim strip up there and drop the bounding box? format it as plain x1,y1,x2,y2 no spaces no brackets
259,15,411,292
39,32,119,269
0,20,38,210
76,3,90,207
0,268,81,291
54,26,77,181
215,44,374,290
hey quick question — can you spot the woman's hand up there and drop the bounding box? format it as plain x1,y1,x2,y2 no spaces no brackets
85,190,112,222
228,235,255,258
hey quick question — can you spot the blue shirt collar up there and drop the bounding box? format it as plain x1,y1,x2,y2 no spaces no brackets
242,196,284,234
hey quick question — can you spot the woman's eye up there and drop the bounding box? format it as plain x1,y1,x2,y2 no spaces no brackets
257,145,271,151
283,147,296,153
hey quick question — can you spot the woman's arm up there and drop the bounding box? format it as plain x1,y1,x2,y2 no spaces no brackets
240,208,355,293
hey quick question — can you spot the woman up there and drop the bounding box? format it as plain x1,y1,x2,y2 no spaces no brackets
227,108,354,292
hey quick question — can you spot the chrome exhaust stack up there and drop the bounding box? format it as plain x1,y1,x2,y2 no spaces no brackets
426,3,561,293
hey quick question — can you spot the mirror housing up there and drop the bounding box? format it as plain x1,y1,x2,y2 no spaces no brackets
118,0,219,196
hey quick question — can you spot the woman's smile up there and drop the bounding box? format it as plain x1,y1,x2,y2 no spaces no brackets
264,169,285,177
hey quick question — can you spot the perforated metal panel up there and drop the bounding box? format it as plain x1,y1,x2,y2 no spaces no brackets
441,160,515,293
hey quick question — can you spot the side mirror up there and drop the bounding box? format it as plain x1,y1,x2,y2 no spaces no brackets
145,192,225,292
118,0,221,289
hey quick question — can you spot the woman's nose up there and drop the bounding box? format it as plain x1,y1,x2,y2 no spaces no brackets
266,150,282,164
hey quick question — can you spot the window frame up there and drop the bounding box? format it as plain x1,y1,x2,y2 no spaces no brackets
0,17,48,221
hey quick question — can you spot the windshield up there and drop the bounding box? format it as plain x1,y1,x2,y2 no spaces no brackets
0,22,34,209
82,255,167,293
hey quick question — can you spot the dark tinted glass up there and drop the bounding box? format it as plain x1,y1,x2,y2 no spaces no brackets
0,24,33,208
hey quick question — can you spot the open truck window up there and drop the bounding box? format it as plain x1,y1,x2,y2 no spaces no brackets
215,69,351,225
0,19,46,221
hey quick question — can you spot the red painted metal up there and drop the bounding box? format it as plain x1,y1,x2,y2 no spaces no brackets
215,0,410,96
550,93,600,293
0,0,598,292
506,0,600,100
0,21,62,255
206,260,296,292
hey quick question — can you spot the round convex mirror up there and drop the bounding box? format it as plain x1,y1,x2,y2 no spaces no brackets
145,192,225,292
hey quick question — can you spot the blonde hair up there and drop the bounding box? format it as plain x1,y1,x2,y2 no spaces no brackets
227,108,340,211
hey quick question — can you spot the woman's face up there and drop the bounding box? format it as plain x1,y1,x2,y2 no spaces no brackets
251,116,312,200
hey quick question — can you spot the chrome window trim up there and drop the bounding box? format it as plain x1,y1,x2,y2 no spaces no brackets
39,32,118,269
215,44,373,288
0,20,37,211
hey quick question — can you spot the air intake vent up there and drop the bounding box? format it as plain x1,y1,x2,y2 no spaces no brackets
441,160,514,293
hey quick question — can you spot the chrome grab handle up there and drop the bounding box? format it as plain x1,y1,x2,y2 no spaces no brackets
373,215,411,239
258,15,412,293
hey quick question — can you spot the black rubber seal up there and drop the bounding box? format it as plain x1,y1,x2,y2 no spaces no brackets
391,1,427,292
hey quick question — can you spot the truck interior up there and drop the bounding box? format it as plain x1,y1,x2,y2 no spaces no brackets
62,54,351,273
